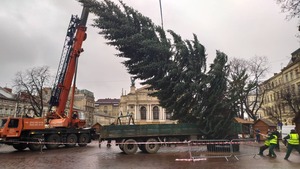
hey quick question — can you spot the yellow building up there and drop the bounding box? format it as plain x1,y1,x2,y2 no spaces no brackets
94,98,120,125
73,89,95,126
260,48,300,125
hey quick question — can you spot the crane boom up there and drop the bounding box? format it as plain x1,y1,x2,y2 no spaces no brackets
48,6,89,128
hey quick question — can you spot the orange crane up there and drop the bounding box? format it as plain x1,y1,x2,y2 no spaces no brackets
47,5,89,128
0,5,97,151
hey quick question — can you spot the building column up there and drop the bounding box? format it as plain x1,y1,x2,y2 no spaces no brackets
160,107,164,120
147,104,150,120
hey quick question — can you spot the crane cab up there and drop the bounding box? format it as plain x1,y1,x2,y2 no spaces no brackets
0,117,45,141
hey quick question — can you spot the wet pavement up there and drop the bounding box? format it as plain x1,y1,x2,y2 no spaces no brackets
0,141,299,169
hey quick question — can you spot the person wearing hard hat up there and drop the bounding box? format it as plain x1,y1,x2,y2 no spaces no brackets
283,129,300,160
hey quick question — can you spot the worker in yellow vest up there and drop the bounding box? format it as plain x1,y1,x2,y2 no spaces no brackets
268,131,278,158
283,129,300,160
258,132,271,156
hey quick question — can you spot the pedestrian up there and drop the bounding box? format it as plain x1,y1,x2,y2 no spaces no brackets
255,128,261,142
258,132,271,156
268,131,278,158
283,129,300,160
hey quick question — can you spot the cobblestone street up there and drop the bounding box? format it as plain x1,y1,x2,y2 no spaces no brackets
0,141,299,169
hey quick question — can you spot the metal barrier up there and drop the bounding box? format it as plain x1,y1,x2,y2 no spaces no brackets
230,138,257,160
175,138,257,162
176,139,232,162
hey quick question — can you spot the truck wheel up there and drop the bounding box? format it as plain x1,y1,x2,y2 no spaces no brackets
119,144,124,151
145,138,160,154
13,143,27,151
118,139,125,151
65,134,78,148
28,135,44,151
78,134,90,147
45,134,60,149
123,139,138,154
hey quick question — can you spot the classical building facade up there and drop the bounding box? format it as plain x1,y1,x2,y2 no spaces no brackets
260,48,300,125
119,84,175,125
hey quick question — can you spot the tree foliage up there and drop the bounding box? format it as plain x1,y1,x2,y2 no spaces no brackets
80,0,237,138
13,66,51,117
276,0,300,20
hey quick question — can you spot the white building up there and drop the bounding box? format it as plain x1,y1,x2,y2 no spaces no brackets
119,84,175,124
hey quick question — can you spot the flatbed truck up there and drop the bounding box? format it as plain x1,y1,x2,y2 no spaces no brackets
99,123,203,154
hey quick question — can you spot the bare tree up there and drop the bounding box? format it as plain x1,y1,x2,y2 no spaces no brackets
14,66,51,117
263,100,284,124
229,56,269,120
276,0,300,20
281,85,300,132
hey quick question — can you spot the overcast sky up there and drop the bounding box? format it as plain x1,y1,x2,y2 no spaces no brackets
0,0,299,99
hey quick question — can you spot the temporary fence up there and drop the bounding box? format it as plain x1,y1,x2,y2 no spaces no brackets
175,138,258,162
1,138,259,160
231,138,257,160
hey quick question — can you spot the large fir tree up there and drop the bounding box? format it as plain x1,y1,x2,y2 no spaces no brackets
80,0,237,138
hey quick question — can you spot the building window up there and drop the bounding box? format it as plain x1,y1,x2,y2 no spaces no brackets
291,84,296,95
8,119,19,128
104,106,108,114
140,106,146,120
153,106,159,120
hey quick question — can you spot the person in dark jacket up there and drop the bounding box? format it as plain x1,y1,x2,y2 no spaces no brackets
255,129,261,142
258,132,271,156
283,129,300,160
268,131,278,158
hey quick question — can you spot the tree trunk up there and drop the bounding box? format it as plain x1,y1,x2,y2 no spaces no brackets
294,113,300,135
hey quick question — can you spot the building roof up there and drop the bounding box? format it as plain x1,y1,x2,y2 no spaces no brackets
95,98,120,105
291,48,300,56
254,118,276,127
0,87,14,99
233,117,254,124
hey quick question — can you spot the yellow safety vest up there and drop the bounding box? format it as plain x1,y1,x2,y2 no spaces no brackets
288,133,299,145
270,135,277,144
264,139,270,146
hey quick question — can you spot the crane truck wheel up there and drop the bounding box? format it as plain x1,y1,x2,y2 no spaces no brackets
65,134,78,148
28,135,44,151
144,138,160,154
45,134,61,149
123,139,138,155
78,133,90,147
12,143,27,151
